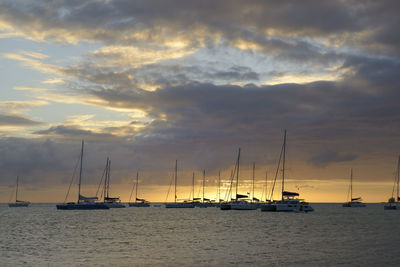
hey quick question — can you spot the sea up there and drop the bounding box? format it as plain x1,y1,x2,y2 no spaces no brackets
1,203,399,266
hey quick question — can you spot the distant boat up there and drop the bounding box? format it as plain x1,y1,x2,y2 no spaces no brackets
102,157,125,208
165,160,195,208
8,176,30,207
129,171,150,207
384,156,399,210
56,140,109,210
260,130,314,212
342,168,366,207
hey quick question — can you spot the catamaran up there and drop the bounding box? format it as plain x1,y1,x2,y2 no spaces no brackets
230,155,258,210
384,156,399,210
165,160,195,208
342,168,366,207
260,130,314,212
8,176,30,207
102,157,125,208
56,140,109,210
129,171,150,207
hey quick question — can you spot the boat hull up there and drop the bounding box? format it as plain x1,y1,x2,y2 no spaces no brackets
230,202,258,210
260,203,314,212
129,202,150,207
165,203,195,208
8,202,30,207
56,203,110,210
384,203,398,210
342,202,366,207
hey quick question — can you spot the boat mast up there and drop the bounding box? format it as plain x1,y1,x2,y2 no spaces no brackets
397,156,400,201
236,148,241,201
203,170,207,203
350,168,353,201
15,176,19,201
252,162,255,202
78,140,84,203
174,160,177,203
135,171,139,202
107,158,111,198
104,158,109,200
282,130,286,201
218,171,221,202
265,170,268,201
192,172,195,201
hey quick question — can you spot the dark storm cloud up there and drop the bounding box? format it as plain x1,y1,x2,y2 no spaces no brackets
0,114,43,126
1,0,399,55
308,150,358,167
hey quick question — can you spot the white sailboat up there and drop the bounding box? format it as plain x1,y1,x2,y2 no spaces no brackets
342,169,366,207
8,176,30,207
260,130,314,212
102,157,125,208
129,171,150,207
165,160,195,208
57,140,109,210
384,156,399,210
220,148,257,211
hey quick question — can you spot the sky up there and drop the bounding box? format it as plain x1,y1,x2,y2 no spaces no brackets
0,0,399,203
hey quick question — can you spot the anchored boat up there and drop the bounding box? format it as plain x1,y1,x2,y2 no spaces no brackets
342,169,366,207
8,176,30,207
260,130,314,212
384,156,399,210
56,140,109,210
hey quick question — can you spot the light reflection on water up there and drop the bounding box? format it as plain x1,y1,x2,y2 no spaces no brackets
1,203,399,266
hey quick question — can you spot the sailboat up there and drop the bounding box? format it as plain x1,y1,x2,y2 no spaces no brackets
231,157,258,210
8,176,30,207
56,140,109,210
218,148,256,211
384,156,399,210
129,171,150,207
102,157,125,208
260,130,314,212
342,169,366,207
195,170,213,208
165,160,195,208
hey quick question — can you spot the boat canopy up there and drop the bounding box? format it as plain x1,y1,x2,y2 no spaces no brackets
351,197,362,201
136,198,146,202
252,197,260,201
282,191,299,197
193,197,201,200
236,194,248,199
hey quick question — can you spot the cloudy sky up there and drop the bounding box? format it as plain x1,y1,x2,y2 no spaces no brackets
1,0,399,203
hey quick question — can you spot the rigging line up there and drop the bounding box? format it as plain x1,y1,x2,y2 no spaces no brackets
269,141,284,201
165,172,174,202
128,172,138,203
95,162,108,198
63,154,80,203
8,179,15,203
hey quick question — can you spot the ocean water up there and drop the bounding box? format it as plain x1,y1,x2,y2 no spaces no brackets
1,203,399,266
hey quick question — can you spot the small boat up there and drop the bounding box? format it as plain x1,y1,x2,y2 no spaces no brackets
165,160,195,208
342,169,366,207
8,176,30,207
102,157,125,208
129,171,150,207
260,130,314,212
384,156,399,210
56,140,109,210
